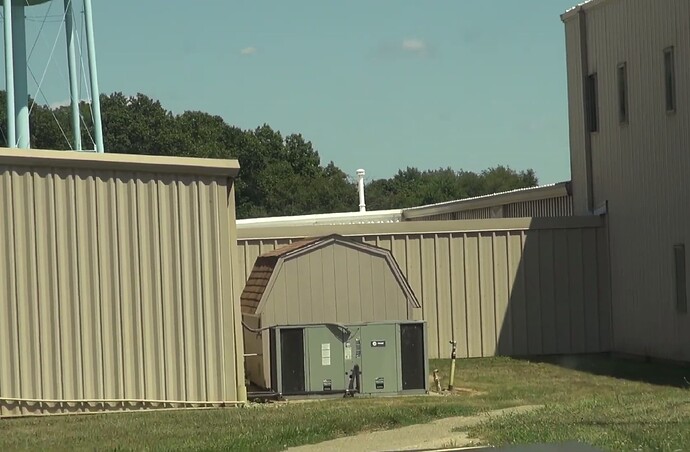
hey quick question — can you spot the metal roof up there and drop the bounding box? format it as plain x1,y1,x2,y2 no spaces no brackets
401,181,572,220
236,209,403,229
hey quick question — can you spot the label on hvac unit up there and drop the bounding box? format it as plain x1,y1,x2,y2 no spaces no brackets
344,342,352,360
323,379,332,391
375,377,385,390
321,343,331,366
371,340,386,347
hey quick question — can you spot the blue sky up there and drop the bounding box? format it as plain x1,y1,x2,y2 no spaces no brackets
12,0,578,184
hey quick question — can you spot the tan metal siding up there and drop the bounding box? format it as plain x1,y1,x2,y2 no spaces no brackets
238,218,611,360
0,153,245,417
409,196,574,221
564,0,690,361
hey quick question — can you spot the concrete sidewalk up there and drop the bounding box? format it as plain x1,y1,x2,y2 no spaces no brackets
288,405,543,452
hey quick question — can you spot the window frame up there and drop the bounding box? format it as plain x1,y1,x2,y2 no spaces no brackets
586,72,599,133
664,46,676,113
617,62,629,124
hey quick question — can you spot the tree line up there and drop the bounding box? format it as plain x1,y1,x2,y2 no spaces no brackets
0,91,538,218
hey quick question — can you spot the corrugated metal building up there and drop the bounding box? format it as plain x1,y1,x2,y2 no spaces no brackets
238,217,612,362
0,148,247,417
563,0,690,360
401,182,574,221
241,234,422,388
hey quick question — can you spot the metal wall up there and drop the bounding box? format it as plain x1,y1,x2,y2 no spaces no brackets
409,196,574,221
564,0,690,361
0,149,246,417
238,217,612,360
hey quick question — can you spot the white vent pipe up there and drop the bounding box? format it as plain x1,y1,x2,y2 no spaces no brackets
357,168,366,212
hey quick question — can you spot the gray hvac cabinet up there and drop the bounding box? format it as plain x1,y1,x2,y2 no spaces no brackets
269,320,429,397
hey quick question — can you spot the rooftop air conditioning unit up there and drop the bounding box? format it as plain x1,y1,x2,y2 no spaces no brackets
268,320,428,397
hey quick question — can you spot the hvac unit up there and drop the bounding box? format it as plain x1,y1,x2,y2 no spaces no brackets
268,320,428,397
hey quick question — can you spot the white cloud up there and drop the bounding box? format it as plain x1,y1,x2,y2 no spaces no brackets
240,46,257,56
401,38,427,53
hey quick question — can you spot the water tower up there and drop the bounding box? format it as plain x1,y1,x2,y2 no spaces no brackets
3,0,103,151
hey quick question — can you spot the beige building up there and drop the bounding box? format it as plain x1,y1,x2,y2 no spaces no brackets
241,234,422,388
563,0,690,360
0,148,247,417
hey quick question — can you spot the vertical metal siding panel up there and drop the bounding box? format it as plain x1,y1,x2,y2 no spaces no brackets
449,234,469,358
245,242,261,283
321,246,338,322
358,249,375,321
493,233,511,355
309,250,325,322
372,256,388,320
297,256,313,323
392,236,409,320
597,226,613,351
177,177,205,403
582,228,601,352
538,230,557,354
405,236,423,322
1,169,21,416
523,230,542,355
12,170,41,413
285,260,301,324
33,170,62,411
435,235,452,355
95,174,123,409
236,241,247,283
333,244,350,322
567,229,586,354
464,234,482,357
346,247,363,322
116,176,145,403
218,181,241,402
420,235,439,358
508,232,528,356
74,172,104,410
157,175,185,402
198,180,222,402
553,230,571,354
273,267,289,324
479,233,496,357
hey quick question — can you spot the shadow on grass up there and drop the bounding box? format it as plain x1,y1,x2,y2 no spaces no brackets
512,353,690,389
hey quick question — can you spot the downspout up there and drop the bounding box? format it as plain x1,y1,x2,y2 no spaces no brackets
578,7,595,213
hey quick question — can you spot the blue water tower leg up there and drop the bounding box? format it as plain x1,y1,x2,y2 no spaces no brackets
64,0,81,150
3,0,16,148
83,0,103,152
11,2,30,149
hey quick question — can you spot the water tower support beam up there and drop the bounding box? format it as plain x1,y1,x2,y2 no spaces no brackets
64,0,82,150
3,0,16,148
11,2,29,148
83,0,103,152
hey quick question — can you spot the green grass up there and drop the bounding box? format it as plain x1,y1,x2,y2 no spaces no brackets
2,354,690,451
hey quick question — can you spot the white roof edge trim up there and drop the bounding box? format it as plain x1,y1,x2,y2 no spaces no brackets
561,0,608,21
237,209,403,228
401,181,571,220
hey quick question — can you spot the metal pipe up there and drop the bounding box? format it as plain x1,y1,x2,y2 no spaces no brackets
83,0,103,152
3,0,16,148
357,168,366,212
11,2,29,148
64,0,82,150
448,340,457,391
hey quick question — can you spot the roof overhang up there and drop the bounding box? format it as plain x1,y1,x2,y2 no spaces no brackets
401,181,572,221
0,148,241,178
561,0,610,22
237,209,403,229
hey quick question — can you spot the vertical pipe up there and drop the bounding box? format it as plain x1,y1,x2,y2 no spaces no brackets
357,168,366,212
11,2,29,148
3,0,15,148
64,0,82,150
83,0,103,152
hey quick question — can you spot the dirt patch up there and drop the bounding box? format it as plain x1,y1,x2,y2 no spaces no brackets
288,404,543,452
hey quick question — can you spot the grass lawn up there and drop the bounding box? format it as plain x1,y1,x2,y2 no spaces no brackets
1,354,690,451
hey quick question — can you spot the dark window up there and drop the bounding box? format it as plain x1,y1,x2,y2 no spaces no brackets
617,63,628,124
586,73,599,132
675,244,687,314
664,47,676,112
